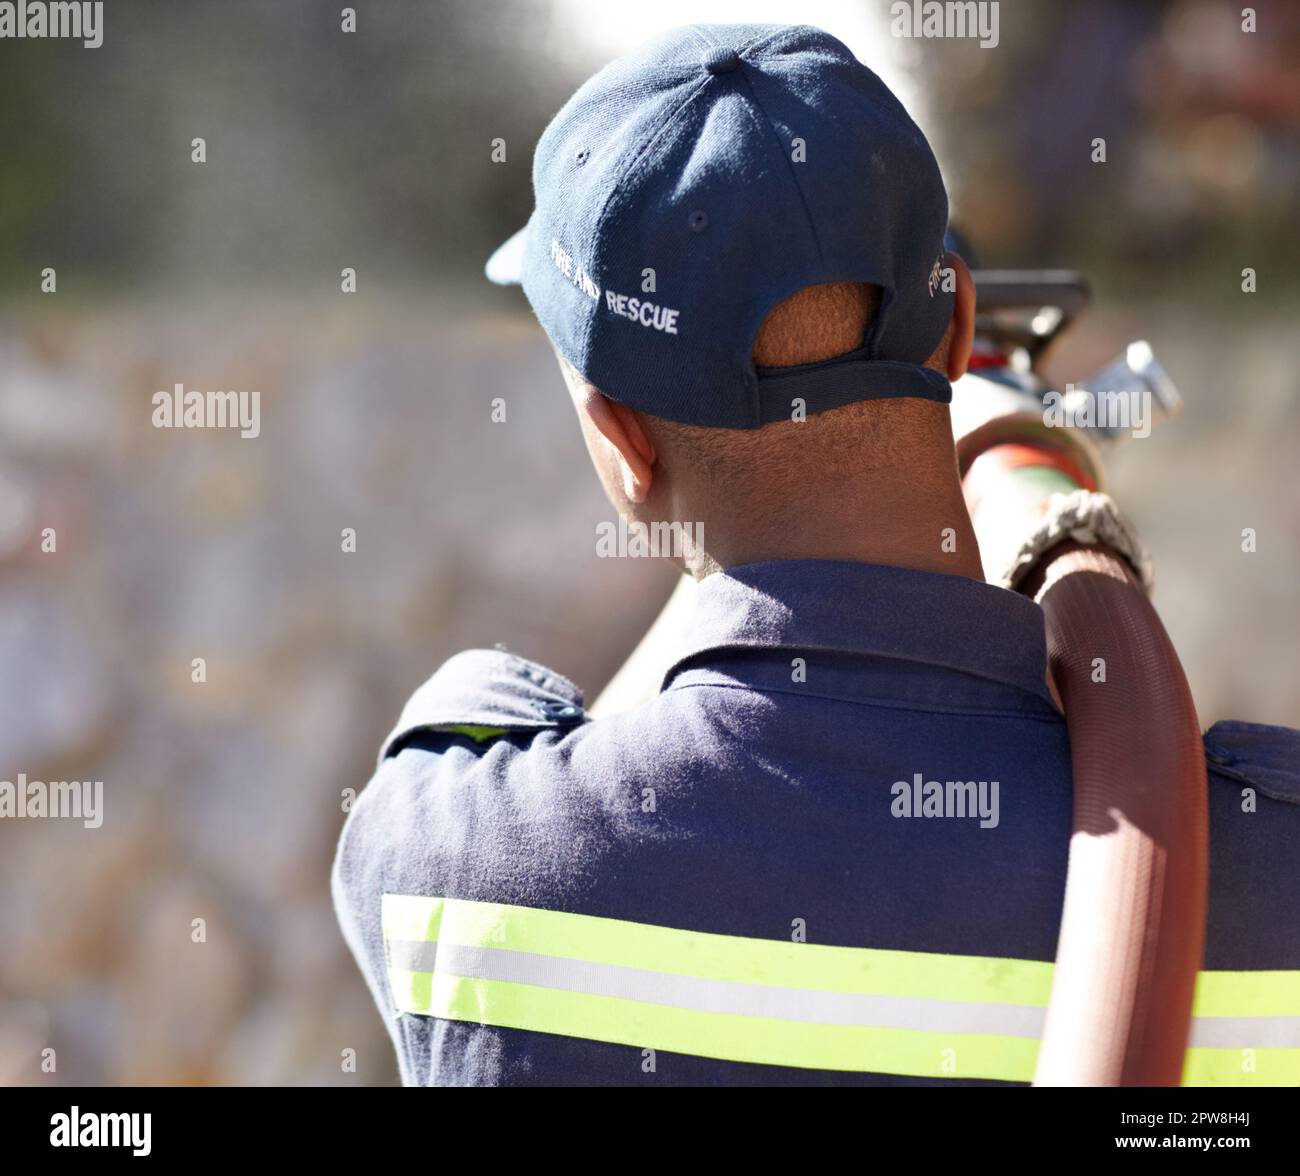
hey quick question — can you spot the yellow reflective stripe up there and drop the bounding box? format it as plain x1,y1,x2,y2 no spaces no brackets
444,724,508,744
390,968,1039,1080
381,895,1300,1084
1191,970,1300,1017
381,894,1053,1005
1183,1049,1299,1087
383,893,445,943
389,967,434,1017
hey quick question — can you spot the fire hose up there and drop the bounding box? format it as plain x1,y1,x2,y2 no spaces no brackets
1026,540,1208,1085
956,265,1209,1086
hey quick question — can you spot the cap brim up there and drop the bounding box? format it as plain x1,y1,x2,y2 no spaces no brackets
485,223,529,286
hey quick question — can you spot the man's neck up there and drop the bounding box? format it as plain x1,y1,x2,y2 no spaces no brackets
677,467,985,582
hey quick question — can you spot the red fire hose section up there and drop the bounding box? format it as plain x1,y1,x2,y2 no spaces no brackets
1026,542,1209,1085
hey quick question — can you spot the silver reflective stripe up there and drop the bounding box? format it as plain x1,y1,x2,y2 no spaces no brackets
1189,1016,1300,1049
387,938,1047,1038
390,940,438,972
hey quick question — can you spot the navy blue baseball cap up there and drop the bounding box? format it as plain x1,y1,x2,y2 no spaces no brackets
486,23,954,429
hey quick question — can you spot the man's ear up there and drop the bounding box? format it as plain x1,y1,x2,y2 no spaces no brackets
945,251,976,382
578,387,657,504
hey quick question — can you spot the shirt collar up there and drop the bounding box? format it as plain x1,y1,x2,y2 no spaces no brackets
662,559,1055,707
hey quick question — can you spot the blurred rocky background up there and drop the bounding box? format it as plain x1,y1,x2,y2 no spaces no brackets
0,0,1296,1085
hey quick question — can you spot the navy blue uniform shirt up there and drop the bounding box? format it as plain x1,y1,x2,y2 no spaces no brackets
332,560,1300,1086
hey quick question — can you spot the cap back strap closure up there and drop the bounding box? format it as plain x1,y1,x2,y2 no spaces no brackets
754,354,952,425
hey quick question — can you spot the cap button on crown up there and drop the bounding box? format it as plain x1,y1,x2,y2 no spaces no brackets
702,47,740,75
